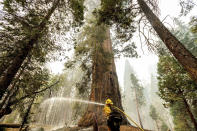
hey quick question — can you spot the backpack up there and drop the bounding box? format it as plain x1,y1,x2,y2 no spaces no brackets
107,111,122,131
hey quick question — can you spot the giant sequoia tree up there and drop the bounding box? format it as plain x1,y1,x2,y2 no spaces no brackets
73,0,137,126
77,24,131,126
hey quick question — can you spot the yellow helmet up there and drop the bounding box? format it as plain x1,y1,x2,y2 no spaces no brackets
105,98,113,105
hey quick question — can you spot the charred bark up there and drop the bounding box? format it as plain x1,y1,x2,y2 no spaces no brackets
78,29,129,127
0,0,60,98
137,0,197,83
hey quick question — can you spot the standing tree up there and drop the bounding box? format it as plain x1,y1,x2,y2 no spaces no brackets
0,0,84,98
95,0,197,83
157,20,197,130
77,23,133,126
130,72,145,129
136,0,197,83
0,0,84,118
0,0,61,94
149,105,169,131
158,55,197,130
170,100,194,131
149,105,160,131
19,95,35,131
66,0,137,127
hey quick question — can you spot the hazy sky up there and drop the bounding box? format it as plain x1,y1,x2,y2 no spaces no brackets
48,0,197,87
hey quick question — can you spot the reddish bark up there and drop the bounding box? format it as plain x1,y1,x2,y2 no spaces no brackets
78,29,128,126
137,0,197,83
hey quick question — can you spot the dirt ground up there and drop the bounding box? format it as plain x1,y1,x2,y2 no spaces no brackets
62,125,151,131
98,125,151,131
2,125,151,131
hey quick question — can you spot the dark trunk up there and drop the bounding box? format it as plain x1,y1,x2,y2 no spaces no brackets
0,59,13,76
0,86,16,119
134,87,143,129
0,107,12,119
137,0,197,83
0,80,59,119
0,81,18,110
0,124,21,128
0,82,20,119
7,80,59,108
19,96,35,131
0,37,37,99
0,60,27,117
78,29,128,127
0,0,60,98
182,98,197,130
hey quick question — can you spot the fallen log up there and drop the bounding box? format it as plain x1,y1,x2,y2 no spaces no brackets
0,123,21,128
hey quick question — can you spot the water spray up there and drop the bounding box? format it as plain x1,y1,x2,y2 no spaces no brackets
41,97,144,131
41,97,105,106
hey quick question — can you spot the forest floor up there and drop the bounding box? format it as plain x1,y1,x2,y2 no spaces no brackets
2,125,151,131
52,125,151,131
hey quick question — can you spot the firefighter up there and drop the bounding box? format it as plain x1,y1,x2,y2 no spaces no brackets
103,99,122,131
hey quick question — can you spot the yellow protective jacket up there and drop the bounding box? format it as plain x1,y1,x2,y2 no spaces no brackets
103,105,112,118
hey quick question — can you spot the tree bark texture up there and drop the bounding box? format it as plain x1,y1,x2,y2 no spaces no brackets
19,96,35,131
134,87,143,129
0,85,16,119
137,0,197,83
0,37,37,99
182,98,197,130
0,0,60,99
78,29,129,127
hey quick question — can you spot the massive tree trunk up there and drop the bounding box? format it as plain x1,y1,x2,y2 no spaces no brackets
78,29,128,127
0,0,60,99
137,0,197,83
134,87,143,129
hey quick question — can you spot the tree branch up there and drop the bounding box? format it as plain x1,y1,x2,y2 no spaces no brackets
9,81,59,106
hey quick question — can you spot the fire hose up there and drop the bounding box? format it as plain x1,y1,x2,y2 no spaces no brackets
113,106,145,131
